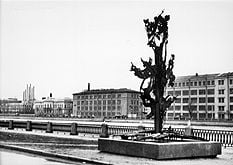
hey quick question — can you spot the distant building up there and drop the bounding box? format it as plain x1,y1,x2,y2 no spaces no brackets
34,94,73,117
165,72,233,120
72,88,143,119
0,98,23,114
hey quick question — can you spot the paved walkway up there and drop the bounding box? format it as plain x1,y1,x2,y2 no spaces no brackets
1,128,233,165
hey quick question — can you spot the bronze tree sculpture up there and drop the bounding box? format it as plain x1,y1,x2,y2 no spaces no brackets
131,11,176,133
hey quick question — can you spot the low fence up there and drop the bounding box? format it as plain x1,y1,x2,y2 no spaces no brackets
0,120,232,147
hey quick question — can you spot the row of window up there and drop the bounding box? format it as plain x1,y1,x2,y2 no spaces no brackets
78,111,121,117
168,88,233,96
174,97,233,104
168,105,233,111
76,100,122,106
173,79,233,88
77,105,122,111
75,94,122,100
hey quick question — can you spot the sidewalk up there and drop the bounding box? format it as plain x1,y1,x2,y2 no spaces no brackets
1,128,233,165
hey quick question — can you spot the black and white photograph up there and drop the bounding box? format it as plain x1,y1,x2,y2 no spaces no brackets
0,0,233,164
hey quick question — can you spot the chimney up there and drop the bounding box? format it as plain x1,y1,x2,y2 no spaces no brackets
50,93,52,98
88,83,90,91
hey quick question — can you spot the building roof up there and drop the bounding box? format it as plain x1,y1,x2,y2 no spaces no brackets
73,88,140,95
175,73,221,82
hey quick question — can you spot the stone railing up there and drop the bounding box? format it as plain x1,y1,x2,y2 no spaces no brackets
0,120,232,147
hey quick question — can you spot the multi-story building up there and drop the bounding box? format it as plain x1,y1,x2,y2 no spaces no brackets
72,88,143,119
34,94,73,117
165,72,233,120
0,98,23,115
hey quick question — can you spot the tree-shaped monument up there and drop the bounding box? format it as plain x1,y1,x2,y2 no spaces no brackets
131,11,176,133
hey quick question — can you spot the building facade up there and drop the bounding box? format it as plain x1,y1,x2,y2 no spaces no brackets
0,98,23,115
165,72,233,120
34,96,73,117
72,88,143,119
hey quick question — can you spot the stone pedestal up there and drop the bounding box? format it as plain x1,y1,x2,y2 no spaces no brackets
98,138,221,160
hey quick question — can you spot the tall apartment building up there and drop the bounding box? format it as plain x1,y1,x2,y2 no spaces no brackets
72,88,143,119
165,72,233,120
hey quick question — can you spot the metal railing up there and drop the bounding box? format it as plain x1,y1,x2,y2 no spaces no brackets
0,119,232,147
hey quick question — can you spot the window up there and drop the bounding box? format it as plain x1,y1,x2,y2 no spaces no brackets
230,88,233,94
168,91,173,95
183,106,189,111
182,82,185,87
190,82,193,86
230,79,233,84
199,105,206,111
199,89,206,95
208,97,215,103
103,100,106,104
218,106,224,111
218,80,224,85
207,89,215,95
208,105,214,111
117,94,121,98
191,90,197,95
175,98,181,103
199,98,206,103
191,98,197,103
178,83,181,87
230,97,233,102
182,98,189,103
230,105,233,111
103,95,106,99
203,81,206,86
218,89,224,95
211,80,215,85
186,82,190,86
117,100,121,105
175,90,181,96
218,98,224,103
175,106,181,110
194,82,197,86
107,100,111,104
199,81,202,86
182,90,189,95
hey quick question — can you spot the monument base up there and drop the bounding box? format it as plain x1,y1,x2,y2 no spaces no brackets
98,138,221,160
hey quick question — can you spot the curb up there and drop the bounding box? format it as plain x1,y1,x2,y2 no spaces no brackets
0,144,112,165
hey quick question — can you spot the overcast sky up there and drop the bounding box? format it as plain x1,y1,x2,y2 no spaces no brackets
0,0,233,100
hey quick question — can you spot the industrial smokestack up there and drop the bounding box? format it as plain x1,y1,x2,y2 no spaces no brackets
88,83,90,91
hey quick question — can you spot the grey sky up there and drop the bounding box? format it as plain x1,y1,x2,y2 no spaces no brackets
0,0,233,100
